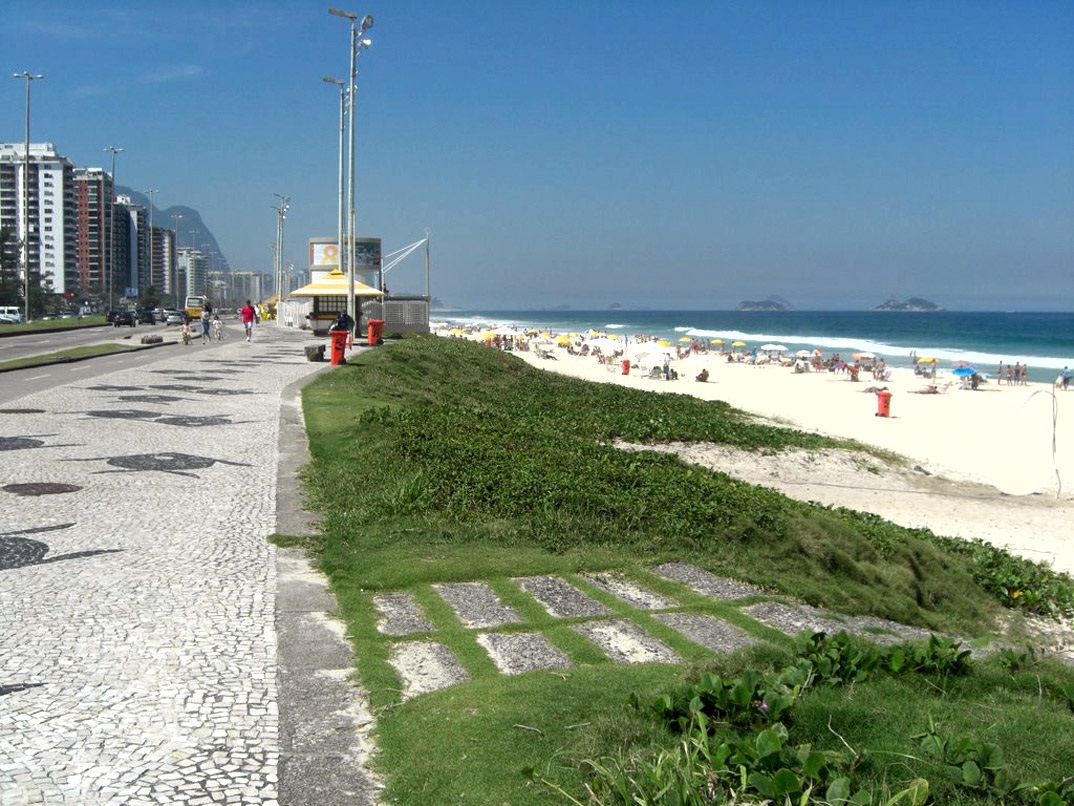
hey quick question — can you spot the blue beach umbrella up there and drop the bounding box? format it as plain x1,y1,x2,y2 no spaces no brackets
951,367,976,377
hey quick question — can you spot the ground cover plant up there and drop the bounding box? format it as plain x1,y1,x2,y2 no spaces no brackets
0,342,146,371
299,336,1074,804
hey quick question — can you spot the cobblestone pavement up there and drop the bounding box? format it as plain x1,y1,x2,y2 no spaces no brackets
0,327,339,805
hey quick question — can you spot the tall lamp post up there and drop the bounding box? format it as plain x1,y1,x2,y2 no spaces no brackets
12,71,44,324
322,76,346,278
328,7,373,327
170,212,182,309
144,189,158,301
271,195,289,326
103,146,123,309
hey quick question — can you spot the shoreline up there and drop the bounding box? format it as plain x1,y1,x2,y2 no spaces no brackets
434,327,1074,574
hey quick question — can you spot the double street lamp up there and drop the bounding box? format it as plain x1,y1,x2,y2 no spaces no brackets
103,145,124,309
12,71,44,324
144,189,158,300
170,212,182,309
328,7,373,327
271,194,290,324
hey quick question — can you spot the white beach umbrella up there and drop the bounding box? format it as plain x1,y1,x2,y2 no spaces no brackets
760,344,788,353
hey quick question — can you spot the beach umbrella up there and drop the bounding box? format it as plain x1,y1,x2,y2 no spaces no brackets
853,352,876,360
760,344,788,353
538,331,552,338
710,338,724,344
795,349,811,358
951,367,976,377
916,356,937,364
678,336,693,343
732,341,747,347
555,334,572,346
656,339,673,347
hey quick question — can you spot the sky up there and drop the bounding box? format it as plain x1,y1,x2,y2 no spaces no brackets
3,0,1072,311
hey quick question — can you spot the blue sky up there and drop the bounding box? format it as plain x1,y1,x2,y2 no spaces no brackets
4,0,1072,310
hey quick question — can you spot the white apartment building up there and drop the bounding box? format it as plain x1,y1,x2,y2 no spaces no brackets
0,143,77,295
177,247,208,298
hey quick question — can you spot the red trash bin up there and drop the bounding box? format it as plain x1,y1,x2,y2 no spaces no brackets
621,359,630,375
367,318,385,346
329,330,348,365
875,389,892,418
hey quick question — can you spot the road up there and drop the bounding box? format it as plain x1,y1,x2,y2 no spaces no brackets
0,322,231,405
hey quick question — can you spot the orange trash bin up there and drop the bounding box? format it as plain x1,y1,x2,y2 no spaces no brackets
621,359,630,375
329,330,348,365
367,318,385,346
875,389,892,418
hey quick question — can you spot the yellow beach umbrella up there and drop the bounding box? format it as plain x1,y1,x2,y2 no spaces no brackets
678,336,693,343
916,356,937,364
449,328,466,335
732,341,747,347
657,339,673,347
710,338,724,344
555,334,572,345
538,331,552,338
478,331,494,340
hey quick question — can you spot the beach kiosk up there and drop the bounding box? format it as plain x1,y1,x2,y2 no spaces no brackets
289,268,385,336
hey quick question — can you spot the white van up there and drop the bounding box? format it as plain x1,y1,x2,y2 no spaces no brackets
0,306,23,324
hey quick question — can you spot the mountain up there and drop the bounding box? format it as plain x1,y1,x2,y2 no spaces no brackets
119,188,231,272
737,295,793,311
872,297,944,312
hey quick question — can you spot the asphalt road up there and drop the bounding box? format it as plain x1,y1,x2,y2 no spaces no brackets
0,323,193,405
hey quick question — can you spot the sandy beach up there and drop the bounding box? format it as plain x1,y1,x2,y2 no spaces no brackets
437,329,1074,575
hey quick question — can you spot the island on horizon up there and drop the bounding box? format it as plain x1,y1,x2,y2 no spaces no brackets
872,297,945,312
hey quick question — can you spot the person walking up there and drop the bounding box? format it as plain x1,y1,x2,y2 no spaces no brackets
240,300,256,342
200,309,211,344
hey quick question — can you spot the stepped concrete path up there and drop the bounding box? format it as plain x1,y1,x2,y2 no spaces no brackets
0,325,379,805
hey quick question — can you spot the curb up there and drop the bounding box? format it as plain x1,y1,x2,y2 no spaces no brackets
274,366,383,805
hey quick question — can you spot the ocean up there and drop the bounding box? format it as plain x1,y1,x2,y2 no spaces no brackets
432,310,1074,384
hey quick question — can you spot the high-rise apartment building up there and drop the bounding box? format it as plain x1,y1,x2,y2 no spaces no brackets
73,167,109,293
0,142,77,296
177,247,208,299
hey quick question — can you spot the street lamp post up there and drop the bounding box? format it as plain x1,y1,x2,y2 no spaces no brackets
170,213,182,309
271,195,289,325
322,76,346,278
103,146,123,309
12,71,44,324
144,189,158,301
328,7,373,327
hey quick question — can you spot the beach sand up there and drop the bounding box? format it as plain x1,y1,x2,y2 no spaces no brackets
444,334,1074,575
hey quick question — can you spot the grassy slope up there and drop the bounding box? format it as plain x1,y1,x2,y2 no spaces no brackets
299,337,1074,804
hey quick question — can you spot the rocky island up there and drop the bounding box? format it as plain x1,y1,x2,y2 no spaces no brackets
737,296,792,311
872,297,944,312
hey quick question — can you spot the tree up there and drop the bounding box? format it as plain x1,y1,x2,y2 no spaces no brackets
137,285,162,310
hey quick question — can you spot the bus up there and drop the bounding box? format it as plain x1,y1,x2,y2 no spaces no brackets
184,295,209,320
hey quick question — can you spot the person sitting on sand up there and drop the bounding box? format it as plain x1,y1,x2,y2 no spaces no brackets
695,368,709,382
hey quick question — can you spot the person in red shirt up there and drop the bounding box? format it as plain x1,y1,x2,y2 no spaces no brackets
240,300,256,342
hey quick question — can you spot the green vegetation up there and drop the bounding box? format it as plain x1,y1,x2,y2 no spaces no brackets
0,316,108,334
299,336,1074,804
0,340,144,371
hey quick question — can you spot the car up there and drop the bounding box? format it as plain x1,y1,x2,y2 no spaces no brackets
108,310,137,327
0,315,19,325
136,309,157,325
164,311,185,326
